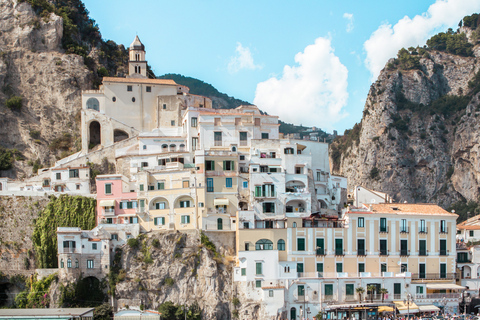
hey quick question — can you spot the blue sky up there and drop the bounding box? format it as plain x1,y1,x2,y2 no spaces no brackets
82,0,480,133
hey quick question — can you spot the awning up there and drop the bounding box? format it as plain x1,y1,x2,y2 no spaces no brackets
394,301,419,314
418,305,440,312
99,200,115,207
117,213,137,217
214,198,229,206
426,283,465,290
378,306,394,313
296,143,307,151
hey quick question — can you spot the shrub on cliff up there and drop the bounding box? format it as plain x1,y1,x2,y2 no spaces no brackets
5,96,23,111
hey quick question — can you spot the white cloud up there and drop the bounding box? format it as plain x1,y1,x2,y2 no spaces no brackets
227,42,262,73
253,37,348,131
364,0,480,81
343,13,354,32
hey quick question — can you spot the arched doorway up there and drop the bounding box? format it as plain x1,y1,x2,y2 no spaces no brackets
89,121,101,149
113,129,129,143
290,307,296,319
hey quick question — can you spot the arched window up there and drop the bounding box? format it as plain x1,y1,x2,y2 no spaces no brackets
292,222,297,228
277,239,285,251
86,98,99,111
255,239,273,250
162,144,168,152
179,144,185,152
75,259,79,268
67,258,72,268
231,146,237,152
169,144,176,152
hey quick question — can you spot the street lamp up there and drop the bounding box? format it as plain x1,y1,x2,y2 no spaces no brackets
404,293,413,319
441,297,447,317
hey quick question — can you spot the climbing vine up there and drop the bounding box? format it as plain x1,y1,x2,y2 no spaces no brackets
15,273,57,308
32,195,96,268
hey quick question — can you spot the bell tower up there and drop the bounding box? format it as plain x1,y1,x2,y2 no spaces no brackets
128,35,147,78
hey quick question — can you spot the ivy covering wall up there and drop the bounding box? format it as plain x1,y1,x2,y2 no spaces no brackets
32,195,96,268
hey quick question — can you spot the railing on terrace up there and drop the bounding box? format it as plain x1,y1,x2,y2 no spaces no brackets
439,227,449,234
357,249,367,256
203,223,233,231
380,226,389,233
302,220,345,228
411,273,455,280
440,249,449,256
400,227,409,234
335,249,344,256
456,259,472,263
419,227,428,234
380,249,389,256
62,248,77,253
415,293,461,299
419,250,429,256
400,249,410,257
316,248,325,256
297,272,411,279
393,294,402,300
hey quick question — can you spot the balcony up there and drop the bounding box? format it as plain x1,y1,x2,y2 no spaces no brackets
335,249,344,256
357,249,367,256
415,293,460,300
456,259,472,263
344,295,356,302
103,208,115,216
62,248,77,253
439,227,448,234
400,249,410,257
411,273,456,280
419,250,429,256
418,227,428,234
316,248,325,256
380,249,389,256
440,249,449,256
400,227,409,234
379,226,389,233
302,220,345,228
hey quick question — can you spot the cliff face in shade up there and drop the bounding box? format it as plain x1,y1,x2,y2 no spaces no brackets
330,26,480,208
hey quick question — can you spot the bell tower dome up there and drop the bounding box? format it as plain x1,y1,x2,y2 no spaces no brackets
128,35,147,78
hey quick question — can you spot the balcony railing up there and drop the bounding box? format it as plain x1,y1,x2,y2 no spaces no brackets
357,249,367,256
62,248,77,253
439,227,448,234
419,250,428,256
393,294,402,300
302,220,345,228
380,249,389,256
335,249,344,256
400,249,410,257
400,227,409,234
440,249,449,256
415,293,460,299
316,248,325,256
456,259,472,263
380,226,389,233
418,227,428,234
411,273,456,280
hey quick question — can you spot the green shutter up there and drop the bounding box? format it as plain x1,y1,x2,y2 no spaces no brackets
298,285,305,296
241,268,246,276
256,262,262,275
255,186,261,197
119,202,123,209
105,184,111,194
317,263,323,272
140,200,145,208
223,161,226,170
359,263,365,273
325,284,333,296
336,263,343,272
297,263,304,273
139,184,144,191
231,161,234,170
186,215,190,223
127,201,133,209
297,238,305,251
346,284,354,295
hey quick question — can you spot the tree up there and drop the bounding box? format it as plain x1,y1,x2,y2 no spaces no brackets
379,288,388,303
367,285,377,303
94,303,113,320
356,287,365,303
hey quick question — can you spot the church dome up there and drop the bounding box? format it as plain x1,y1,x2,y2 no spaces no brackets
130,35,145,51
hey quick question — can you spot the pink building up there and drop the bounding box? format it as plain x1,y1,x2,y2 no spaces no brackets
96,174,138,225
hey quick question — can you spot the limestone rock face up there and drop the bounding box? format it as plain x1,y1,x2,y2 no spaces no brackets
115,232,234,319
330,39,480,207
0,0,91,177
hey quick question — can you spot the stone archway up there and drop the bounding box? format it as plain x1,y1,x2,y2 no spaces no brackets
89,121,101,149
113,129,129,143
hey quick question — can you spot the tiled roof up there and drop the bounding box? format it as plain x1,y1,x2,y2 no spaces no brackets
102,77,178,85
457,225,480,230
367,203,456,216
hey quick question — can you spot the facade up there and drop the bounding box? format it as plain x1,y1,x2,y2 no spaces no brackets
348,185,394,207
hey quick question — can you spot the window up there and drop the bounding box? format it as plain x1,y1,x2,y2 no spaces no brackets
192,137,198,150
214,132,222,146
317,263,324,275
43,179,50,187
75,259,79,268
139,184,144,191
243,181,248,189
358,263,365,273
76,184,80,190
325,284,333,297
171,120,175,126
440,263,447,278
295,166,302,174
92,243,97,250
336,263,343,273
183,180,189,188
154,217,165,225
207,178,214,192
146,86,151,92
440,220,447,233
127,85,132,91
269,290,274,297
61,259,64,268
261,132,269,139
470,230,474,237
245,243,249,251
256,239,273,250
56,172,61,180
358,217,365,228
86,97,100,111
205,160,215,171
199,202,204,207
419,239,427,256
284,148,294,154
106,218,113,224
297,263,304,273
254,118,260,126
239,132,247,146
181,215,190,224
163,104,167,109
105,183,112,194
256,262,263,275
241,268,246,276
255,280,261,288
298,285,305,296
357,239,365,255
262,202,275,213
297,238,305,251
416,286,424,294
277,239,285,251
132,97,136,102
155,202,166,210
419,219,426,233
346,284,354,297
87,260,94,269
69,169,79,178
111,234,118,240
380,218,387,232
380,239,388,255
400,219,408,232
112,96,116,102
381,263,387,273
157,182,165,190
179,200,191,208
129,217,138,224
223,160,234,171
226,178,232,188
67,258,72,268
335,239,343,255
440,239,447,255
419,263,426,279
191,117,197,127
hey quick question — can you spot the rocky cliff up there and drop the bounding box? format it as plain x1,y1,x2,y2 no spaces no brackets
330,17,480,214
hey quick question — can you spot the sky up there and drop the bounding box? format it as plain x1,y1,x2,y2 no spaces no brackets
82,0,480,133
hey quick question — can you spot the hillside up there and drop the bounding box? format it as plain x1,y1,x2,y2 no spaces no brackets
330,14,480,220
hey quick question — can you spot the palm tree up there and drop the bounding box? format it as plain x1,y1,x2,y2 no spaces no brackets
356,287,365,303
367,285,377,302
379,288,388,302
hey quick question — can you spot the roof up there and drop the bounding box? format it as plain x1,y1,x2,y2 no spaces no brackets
367,203,456,216
0,308,94,317
102,77,178,86
130,35,145,50
457,225,480,230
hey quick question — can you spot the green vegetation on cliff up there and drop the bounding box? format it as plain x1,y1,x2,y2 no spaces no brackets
32,195,96,268
15,273,57,308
